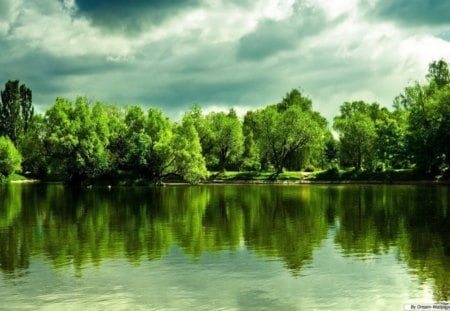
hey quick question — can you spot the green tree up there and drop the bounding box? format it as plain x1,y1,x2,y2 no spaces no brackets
17,114,48,177
375,109,409,169
45,97,110,182
122,106,151,175
397,60,450,175
0,80,34,143
172,114,208,183
186,105,215,161
0,136,22,178
427,59,450,88
205,109,244,171
145,108,175,181
253,104,322,174
334,102,377,171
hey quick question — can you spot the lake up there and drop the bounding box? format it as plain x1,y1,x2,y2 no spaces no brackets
0,184,449,310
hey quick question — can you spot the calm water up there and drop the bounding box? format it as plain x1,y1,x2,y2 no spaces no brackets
0,184,449,310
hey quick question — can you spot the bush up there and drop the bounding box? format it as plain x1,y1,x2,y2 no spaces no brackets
304,164,315,172
313,167,340,180
0,136,22,178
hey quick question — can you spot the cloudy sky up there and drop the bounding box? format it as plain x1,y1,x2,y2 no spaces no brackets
1,0,450,121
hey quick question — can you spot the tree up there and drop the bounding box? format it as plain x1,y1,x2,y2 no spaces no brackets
397,60,450,175
122,106,151,175
374,109,409,169
186,105,215,160
0,80,33,143
334,102,378,171
145,108,175,180
17,114,48,177
277,89,312,112
45,97,110,182
204,109,244,171
0,136,22,178
253,104,323,174
172,114,208,183
427,59,450,88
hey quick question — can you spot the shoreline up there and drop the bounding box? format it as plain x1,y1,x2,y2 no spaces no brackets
6,179,450,186
203,179,450,185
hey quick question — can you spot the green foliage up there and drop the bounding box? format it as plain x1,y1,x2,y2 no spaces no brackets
172,114,208,183
0,80,33,143
251,100,324,173
3,60,450,183
45,97,110,182
334,103,378,171
204,109,244,171
397,60,450,175
0,136,22,179
17,115,47,177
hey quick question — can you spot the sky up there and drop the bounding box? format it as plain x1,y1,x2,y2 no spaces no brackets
1,0,450,121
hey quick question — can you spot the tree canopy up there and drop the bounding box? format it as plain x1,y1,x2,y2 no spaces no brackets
1,59,449,183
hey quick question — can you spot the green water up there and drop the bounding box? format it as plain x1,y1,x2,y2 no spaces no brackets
0,184,449,310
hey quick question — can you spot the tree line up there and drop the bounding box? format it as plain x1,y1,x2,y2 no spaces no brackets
0,59,449,183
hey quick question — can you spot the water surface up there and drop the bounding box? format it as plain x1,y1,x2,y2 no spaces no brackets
0,184,449,310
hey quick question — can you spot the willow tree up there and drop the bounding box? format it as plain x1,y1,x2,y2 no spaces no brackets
252,104,323,174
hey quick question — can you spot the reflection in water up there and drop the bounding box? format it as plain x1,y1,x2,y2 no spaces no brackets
0,184,449,301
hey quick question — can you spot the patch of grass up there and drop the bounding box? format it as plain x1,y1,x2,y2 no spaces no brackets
209,171,304,181
8,173,28,181
308,168,432,182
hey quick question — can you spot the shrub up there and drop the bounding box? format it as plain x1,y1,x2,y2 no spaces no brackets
313,167,340,180
304,164,315,172
0,136,22,178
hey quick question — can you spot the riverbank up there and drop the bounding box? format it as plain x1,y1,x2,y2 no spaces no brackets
4,169,449,186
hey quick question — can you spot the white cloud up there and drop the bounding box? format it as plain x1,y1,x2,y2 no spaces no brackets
1,0,449,122
0,0,23,35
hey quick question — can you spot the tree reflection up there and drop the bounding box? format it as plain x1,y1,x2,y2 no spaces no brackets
333,185,450,301
0,184,449,300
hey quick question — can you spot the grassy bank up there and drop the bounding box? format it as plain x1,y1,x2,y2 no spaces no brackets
4,169,448,185
207,169,448,184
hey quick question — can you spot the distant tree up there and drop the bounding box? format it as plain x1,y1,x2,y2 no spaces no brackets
186,105,215,159
277,89,313,112
323,132,339,168
0,80,34,143
17,114,48,177
374,109,409,169
122,106,151,175
426,59,450,88
104,105,127,172
253,104,322,174
0,136,22,178
334,102,377,171
45,97,110,182
145,108,174,180
205,109,244,171
397,59,450,174
172,114,208,183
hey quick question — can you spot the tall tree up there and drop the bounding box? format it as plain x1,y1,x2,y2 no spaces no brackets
397,59,450,175
0,80,33,143
171,114,208,183
205,109,244,171
427,59,450,88
253,105,322,174
17,114,48,177
333,102,378,171
45,97,110,182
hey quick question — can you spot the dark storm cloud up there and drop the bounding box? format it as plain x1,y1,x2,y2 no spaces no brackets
71,0,201,33
372,0,450,26
0,36,129,107
237,20,297,61
237,5,327,61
